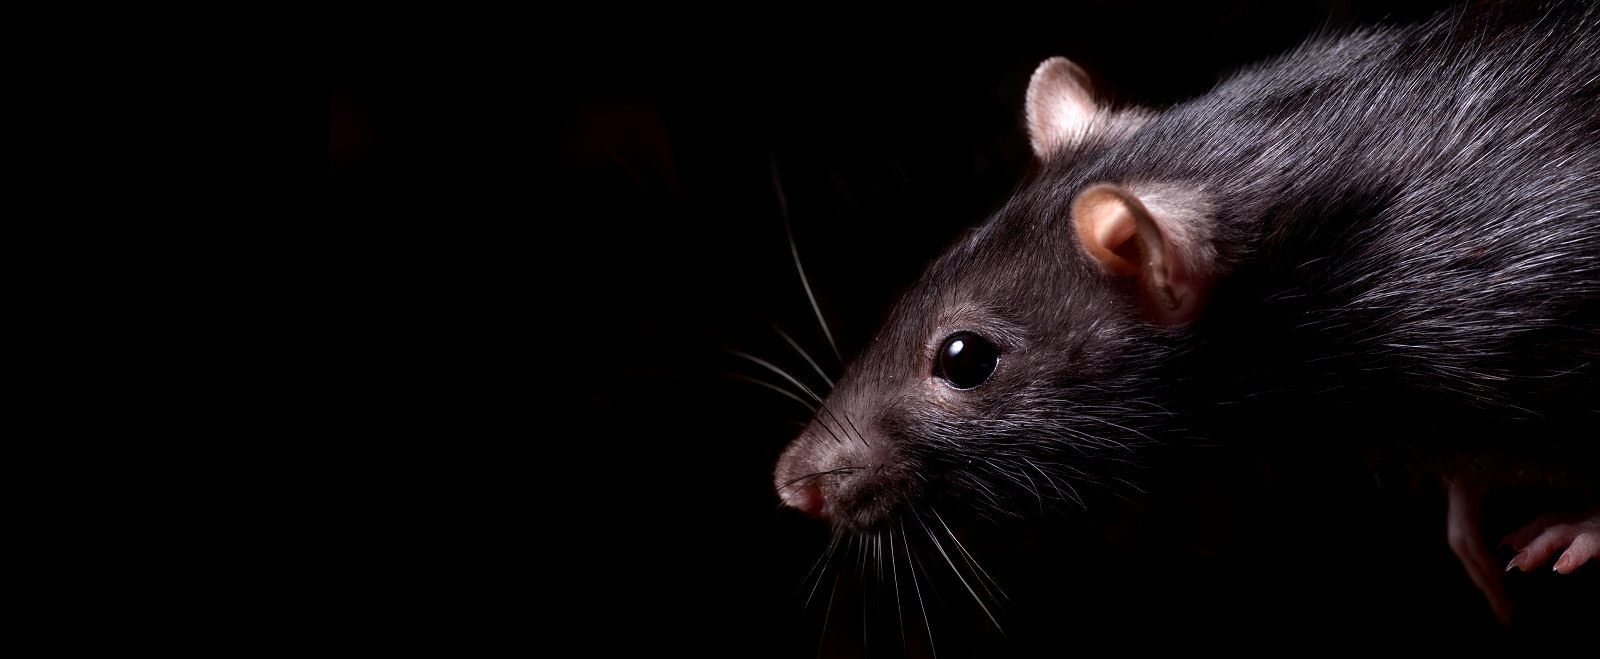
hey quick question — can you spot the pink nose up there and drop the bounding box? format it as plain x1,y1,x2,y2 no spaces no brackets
781,479,827,518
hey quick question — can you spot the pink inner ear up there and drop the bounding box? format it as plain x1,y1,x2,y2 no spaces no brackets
1075,183,1215,325
1026,57,1099,158
1099,210,1143,277
1074,187,1139,276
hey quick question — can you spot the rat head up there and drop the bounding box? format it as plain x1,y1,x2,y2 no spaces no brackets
773,58,1235,533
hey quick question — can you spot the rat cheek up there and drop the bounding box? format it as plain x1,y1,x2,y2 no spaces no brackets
922,378,1004,425
924,372,975,408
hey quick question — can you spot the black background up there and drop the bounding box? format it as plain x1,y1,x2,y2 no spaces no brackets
328,1,1593,655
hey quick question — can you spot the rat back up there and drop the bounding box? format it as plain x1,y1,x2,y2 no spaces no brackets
1172,0,1600,464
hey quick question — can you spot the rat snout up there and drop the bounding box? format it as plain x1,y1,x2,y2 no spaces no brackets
773,413,900,528
773,429,842,519
776,475,828,518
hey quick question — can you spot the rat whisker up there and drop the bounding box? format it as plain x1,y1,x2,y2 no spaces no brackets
798,526,846,605
859,534,872,648
728,350,825,404
777,467,862,497
770,154,843,366
934,509,1010,605
726,373,816,413
815,545,844,659
773,323,836,391
840,411,868,449
732,350,861,446
889,528,908,651
900,519,938,659
916,512,1004,637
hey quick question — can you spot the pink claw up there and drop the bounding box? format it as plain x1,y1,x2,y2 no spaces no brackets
1502,506,1599,575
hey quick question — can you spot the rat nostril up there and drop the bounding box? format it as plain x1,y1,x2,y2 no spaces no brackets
782,479,828,518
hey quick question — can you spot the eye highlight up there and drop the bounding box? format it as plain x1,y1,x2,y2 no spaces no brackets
935,332,999,389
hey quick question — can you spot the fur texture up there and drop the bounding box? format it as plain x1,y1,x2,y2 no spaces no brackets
775,0,1599,536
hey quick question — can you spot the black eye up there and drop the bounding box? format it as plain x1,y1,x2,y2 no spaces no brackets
935,332,999,390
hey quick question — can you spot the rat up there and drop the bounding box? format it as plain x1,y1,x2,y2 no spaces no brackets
772,0,1598,633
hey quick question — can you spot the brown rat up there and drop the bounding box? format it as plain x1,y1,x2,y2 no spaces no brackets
772,0,1598,640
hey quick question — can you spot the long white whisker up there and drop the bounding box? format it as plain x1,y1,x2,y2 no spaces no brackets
816,549,843,659
727,374,816,413
864,534,876,649
900,519,938,659
801,528,845,607
934,509,1009,605
730,350,861,446
773,323,836,390
916,512,1004,636
889,529,907,651
728,351,826,405
770,154,843,365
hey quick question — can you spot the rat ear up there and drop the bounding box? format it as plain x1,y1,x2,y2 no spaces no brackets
1072,183,1217,325
1026,57,1099,160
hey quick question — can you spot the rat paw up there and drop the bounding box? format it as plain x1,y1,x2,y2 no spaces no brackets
1502,506,1599,575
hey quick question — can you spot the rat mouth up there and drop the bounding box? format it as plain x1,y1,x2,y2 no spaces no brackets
831,469,932,534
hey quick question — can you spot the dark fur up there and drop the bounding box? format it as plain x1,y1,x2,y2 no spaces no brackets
778,0,1598,537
